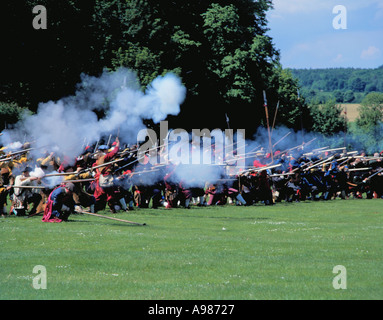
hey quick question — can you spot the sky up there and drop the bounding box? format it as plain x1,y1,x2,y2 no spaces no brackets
266,0,383,69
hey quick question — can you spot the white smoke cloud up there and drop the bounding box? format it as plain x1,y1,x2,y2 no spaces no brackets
1,68,187,163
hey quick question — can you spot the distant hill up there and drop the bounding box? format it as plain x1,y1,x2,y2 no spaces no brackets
289,66,383,104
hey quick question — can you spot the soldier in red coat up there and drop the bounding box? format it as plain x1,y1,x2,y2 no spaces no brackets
92,138,126,213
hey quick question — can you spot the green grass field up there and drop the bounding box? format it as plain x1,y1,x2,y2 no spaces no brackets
1,199,382,300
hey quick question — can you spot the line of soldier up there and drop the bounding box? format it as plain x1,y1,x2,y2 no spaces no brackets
1,138,382,221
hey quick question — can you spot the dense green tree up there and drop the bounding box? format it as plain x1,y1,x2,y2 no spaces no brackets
356,92,383,130
0,102,30,131
349,77,366,93
290,67,383,104
333,90,344,103
343,90,355,103
1,0,309,137
1,0,98,111
348,92,383,153
310,100,346,136
103,0,304,134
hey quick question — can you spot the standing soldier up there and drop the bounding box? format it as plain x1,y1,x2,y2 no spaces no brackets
10,167,42,216
92,138,126,213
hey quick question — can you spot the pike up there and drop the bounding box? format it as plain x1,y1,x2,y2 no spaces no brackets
76,209,146,226
263,90,273,163
271,100,280,137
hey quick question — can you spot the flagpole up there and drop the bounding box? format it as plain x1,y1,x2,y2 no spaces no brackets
271,100,280,138
298,89,304,144
344,104,347,148
263,91,273,163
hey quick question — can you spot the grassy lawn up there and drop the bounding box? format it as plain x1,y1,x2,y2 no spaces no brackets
1,199,382,300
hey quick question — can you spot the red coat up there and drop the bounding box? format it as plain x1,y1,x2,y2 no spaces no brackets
93,146,119,201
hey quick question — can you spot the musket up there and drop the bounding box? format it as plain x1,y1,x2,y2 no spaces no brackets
304,156,334,171
239,163,282,175
0,156,16,162
348,167,372,172
337,157,353,167
94,139,100,153
61,178,95,184
353,156,381,160
312,146,329,152
129,168,160,176
43,172,77,177
276,139,314,158
269,172,295,177
81,137,87,151
75,209,146,226
107,134,112,147
112,155,147,173
303,146,329,156
302,138,317,148
272,131,291,149
247,144,262,154
363,168,383,181
121,141,170,157
319,147,346,153
0,147,36,159
4,185,47,189
89,158,127,171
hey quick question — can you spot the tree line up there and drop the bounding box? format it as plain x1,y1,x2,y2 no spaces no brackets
290,66,383,104
0,0,310,135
